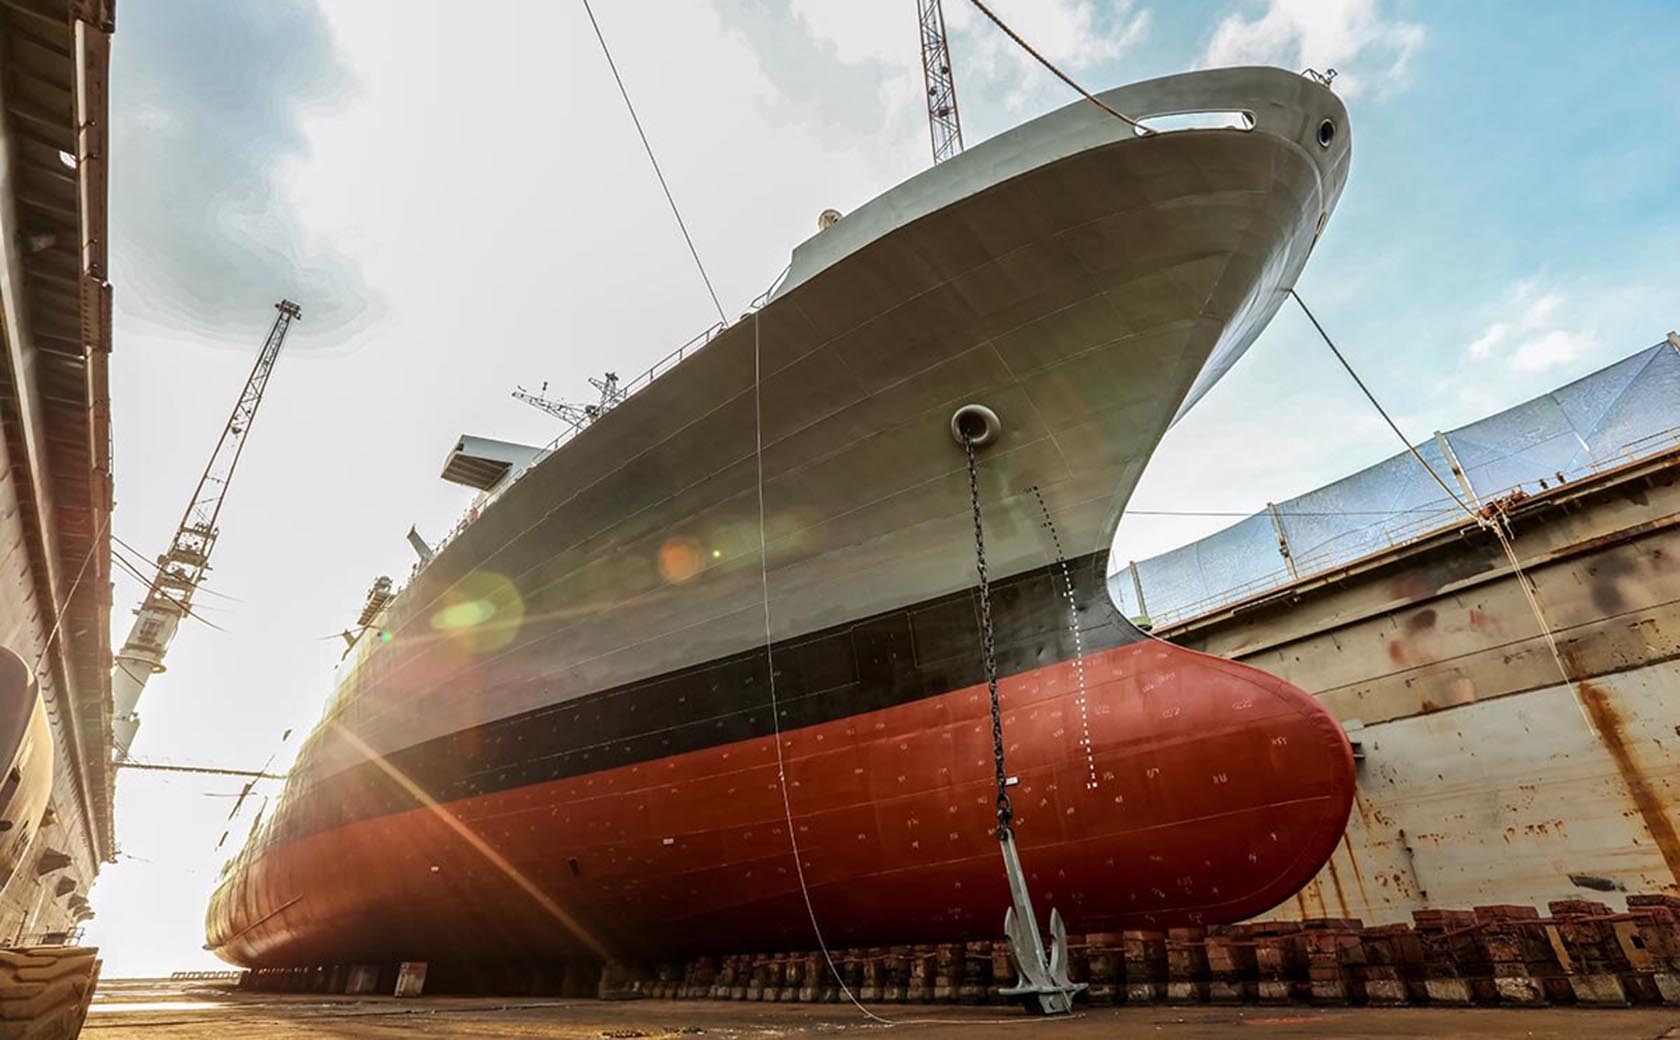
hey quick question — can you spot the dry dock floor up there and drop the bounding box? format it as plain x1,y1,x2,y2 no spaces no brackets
88,979,1680,1039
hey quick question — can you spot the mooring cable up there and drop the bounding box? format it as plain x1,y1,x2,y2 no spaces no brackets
30,512,109,681
749,308,891,1024
963,0,1153,134
580,0,728,324
1286,288,1585,707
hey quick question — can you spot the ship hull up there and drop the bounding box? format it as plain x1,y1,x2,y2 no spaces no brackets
209,67,1355,968
215,624,1352,965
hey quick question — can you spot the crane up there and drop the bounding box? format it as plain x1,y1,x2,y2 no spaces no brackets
917,0,964,163
111,300,302,759
512,373,625,434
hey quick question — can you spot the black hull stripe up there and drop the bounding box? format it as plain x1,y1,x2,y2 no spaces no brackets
268,550,1138,847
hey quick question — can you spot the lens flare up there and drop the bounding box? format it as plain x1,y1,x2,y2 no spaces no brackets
429,570,524,652
657,536,703,583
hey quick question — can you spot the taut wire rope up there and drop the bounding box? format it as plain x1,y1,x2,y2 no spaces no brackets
31,513,110,680
963,0,1153,134
749,309,890,1025
580,0,728,324
1287,288,1583,705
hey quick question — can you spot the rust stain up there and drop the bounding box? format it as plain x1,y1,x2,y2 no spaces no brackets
1572,666,1680,886
1352,791,1376,831
1339,833,1370,908
1324,857,1351,918
1386,641,1406,665
1405,608,1438,633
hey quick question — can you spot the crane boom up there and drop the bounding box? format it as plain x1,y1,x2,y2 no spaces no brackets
111,300,301,759
917,0,964,163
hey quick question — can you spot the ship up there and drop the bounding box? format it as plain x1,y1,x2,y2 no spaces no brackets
207,66,1357,974
0,1,116,1034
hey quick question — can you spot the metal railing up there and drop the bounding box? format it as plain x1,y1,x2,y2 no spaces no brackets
420,319,731,564
420,266,793,568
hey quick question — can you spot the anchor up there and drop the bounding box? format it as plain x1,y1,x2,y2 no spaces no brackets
997,825,1085,1014
954,403,1085,1015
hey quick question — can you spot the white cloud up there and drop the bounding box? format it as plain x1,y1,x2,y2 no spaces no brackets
1462,283,1596,372
1201,0,1424,98
790,0,1150,127
947,0,1151,113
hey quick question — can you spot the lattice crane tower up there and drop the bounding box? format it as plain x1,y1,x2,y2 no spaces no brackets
111,300,301,759
917,0,964,163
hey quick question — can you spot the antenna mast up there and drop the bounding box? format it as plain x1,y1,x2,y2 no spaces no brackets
918,0,964,163
111,300,301,758
511,373,624,434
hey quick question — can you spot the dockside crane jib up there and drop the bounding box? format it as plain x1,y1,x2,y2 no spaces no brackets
110,300,301,760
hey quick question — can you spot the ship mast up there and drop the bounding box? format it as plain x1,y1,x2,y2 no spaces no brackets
917,0,964,163
511,373,625,434
111,300,301,759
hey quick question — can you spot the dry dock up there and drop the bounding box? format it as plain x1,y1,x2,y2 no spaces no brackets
79,978,1680,1039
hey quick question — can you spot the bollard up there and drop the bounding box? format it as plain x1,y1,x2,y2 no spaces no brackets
1082,933,1123,1005
1301,918,1366,1005
1122,930,1167,1004
1166,927,1209,1004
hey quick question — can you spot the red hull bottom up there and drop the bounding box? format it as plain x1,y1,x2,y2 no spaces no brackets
215,638,1353,966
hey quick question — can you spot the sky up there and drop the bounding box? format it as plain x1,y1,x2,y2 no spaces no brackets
83,0,1679,977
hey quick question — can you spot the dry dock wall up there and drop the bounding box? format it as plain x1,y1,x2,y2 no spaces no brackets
1155,449,1680,923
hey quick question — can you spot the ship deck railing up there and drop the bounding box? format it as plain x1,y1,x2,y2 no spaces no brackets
422,270,792,568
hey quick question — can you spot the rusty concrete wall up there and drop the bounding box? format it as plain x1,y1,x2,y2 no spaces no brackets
1160,453,1680,923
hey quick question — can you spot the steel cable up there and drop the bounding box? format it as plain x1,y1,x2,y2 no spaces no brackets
962,0,1152,134
580,0,728,324
1287,289,1587,711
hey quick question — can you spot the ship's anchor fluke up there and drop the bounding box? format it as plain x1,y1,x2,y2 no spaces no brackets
957,406,1084,1015
998,832,1085,1014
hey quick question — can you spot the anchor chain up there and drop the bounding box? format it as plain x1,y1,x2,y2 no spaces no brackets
961,430,1013,838
959,420,1086,1015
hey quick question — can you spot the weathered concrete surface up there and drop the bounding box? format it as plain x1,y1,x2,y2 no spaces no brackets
81,979,1680,1039
1159,449,1680,922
